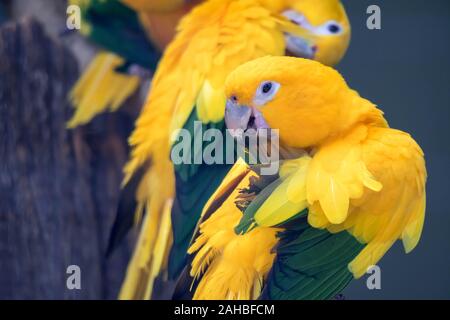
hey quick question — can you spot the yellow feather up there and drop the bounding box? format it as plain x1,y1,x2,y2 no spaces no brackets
119,198,173,300
402,193,426,253
68,52,140,128
255,175,307,227
119,203,157,300
307,127,427,278
151,200,173,280
196,80,227,124
189,162,279,300
197,158,251,221
255,157,311,227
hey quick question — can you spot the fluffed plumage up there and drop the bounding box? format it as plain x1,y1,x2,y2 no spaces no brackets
117,0,352,299
181,56,427,299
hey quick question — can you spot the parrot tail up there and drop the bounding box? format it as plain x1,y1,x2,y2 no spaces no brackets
117,135,176,299
119,197,174,300
68,52,140,128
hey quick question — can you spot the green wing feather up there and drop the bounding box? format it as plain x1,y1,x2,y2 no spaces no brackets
234,171,365,300
261,212,365,300
73,0,160,69
168,111,232,279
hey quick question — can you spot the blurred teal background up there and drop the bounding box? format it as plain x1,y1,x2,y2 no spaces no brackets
339,0,450,299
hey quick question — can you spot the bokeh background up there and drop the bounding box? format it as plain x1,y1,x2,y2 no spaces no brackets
339,0,450,299
0,0,449,299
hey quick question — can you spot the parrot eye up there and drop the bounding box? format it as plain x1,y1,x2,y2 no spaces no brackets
254,81,281,106
328,24,341,34
262,82,273,94
316,21,344,36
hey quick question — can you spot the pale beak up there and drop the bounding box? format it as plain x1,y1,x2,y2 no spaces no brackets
285,34,317,59
225,100,270,137
281,14,318,59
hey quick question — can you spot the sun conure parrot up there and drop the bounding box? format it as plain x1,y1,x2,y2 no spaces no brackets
174,56,427,300
67,0,201,127
113,0,352,299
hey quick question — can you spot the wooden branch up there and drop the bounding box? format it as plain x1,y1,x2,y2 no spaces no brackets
0,17,134,299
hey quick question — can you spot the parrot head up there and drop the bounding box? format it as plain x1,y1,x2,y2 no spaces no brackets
280,0,351,66
225,56,385,149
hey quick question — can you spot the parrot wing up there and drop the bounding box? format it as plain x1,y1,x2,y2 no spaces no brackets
67,0,161,127
175,158,365,300
305,126,427,278
168,111,232,278
260,212,364,300
70,0,160,68
236,158,365,300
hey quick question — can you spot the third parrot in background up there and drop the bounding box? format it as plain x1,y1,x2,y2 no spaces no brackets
67,0,201,127
177,56,427,299
113,0,353,299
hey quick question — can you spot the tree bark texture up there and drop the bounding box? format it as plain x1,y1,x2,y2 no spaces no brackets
0,18,135,300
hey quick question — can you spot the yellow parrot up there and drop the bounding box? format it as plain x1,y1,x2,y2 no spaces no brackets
177,56,427,300
67,0,201,127
114,0,352,300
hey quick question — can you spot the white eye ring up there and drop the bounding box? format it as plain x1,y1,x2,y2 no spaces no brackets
315,20,344,36
253,81,281,107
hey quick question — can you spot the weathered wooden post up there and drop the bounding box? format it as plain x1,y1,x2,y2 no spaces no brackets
0,17,134,299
